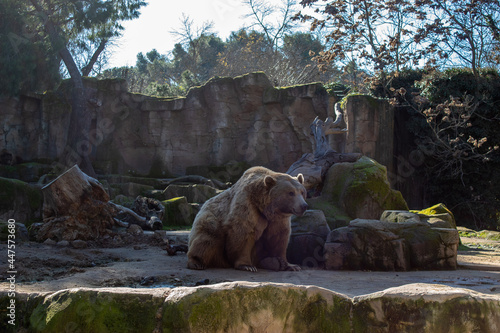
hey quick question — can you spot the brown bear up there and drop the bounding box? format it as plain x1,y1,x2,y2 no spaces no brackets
187,166,308,272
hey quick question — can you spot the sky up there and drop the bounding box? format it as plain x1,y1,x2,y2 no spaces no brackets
108,0,267,68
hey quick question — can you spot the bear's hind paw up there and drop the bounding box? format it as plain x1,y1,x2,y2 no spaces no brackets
187,260,206,270
236,264,257,272
286,263,301,271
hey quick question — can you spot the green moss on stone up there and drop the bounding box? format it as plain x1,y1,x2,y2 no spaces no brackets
294,292,351,332
162,285,353,332
327,157,408,219
205,75,234,86
476,230,500,241
162,196,195,226
354,292,500,333
30,290,161,333
341,93,379,111
411,203,456,229
307,197,352,229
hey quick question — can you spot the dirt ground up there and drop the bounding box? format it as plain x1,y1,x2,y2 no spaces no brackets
1,230,500,298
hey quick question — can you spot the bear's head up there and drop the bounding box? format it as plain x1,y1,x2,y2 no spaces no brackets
265,173,308,216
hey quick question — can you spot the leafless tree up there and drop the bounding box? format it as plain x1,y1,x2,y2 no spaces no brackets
242,0,298,51
296,0,422,73
170,13,215,74
391,89,499,183
414,0,500,76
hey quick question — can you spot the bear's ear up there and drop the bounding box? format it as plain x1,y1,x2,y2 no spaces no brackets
296,173,304,184
264,175,276,188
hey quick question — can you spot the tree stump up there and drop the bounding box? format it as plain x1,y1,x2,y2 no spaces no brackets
287,103,361,190
37,165,118,241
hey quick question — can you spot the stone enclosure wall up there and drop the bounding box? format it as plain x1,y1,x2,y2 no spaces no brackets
0,72,394,177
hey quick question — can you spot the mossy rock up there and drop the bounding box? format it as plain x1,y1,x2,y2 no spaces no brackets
2,282,500,332
29,289,162,333
0,292,45,332
306,197,352,230
162,184,221,204
0,177,42,225
476,230,500,241
411,203,456,229
353,284,500,332
321,156,408,221
162,282,352,332
340,93,379,112
162,196,196,226
458,228,500,241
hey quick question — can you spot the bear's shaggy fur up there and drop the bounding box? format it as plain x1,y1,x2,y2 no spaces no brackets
187,166,308,272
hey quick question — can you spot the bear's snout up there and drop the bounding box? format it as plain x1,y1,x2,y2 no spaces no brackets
295,202,309,216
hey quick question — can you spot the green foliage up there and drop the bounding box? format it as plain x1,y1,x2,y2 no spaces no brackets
100,28,336,96
374,68,500,230
0,0,60,95
417,70,500,228
297,1,500,75
1,0,147,97
282,33,324,66
416,68,500,103
324,82,350,98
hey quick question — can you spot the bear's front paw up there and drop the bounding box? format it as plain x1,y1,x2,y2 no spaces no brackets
236,264,258,272
187,259,206,270
286,263,301,271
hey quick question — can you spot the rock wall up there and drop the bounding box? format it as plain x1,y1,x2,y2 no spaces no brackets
3,282,499,332
0,73,394,177
344,94,394,173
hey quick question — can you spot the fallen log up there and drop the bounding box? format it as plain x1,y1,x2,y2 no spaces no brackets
109,202,162,231
161,175,230,190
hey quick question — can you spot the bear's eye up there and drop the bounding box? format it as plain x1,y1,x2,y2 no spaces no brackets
289,191,295,197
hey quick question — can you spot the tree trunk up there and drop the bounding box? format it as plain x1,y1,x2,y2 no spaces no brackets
38,165,117,241
287,104,361,191
30,0,96,177
81,38,108,76
59,45,96,177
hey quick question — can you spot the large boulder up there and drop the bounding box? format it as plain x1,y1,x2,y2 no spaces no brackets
411,203,457,229
161,282,352,332
324,219,459,271
287,210,331,268
352,283,500,333
162,196,196,226
162,184,221,203
27,288,163,332
382,206,457,229
308,156,408,228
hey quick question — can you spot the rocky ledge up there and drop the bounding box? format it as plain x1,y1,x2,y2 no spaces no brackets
2,282,499,332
